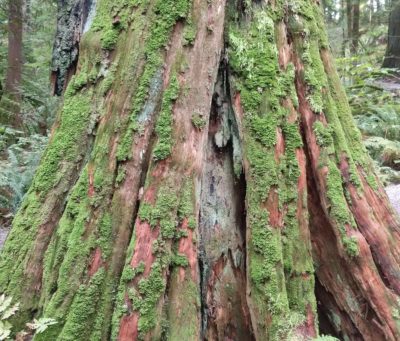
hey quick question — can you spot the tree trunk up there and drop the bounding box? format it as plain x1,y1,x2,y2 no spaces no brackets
383,2,400,68
0,0,24,128
51,0,94,96
351,0,360,54
346,0,353,54
1,0,400,340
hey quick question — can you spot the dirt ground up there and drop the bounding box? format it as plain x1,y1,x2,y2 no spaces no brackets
0,227,8,251
386,184,400,217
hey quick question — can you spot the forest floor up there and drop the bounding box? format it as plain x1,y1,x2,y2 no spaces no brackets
385,184,400,216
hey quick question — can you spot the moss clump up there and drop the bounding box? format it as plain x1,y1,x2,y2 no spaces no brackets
97,213,113,259
171,253,189,267
115,166,126,185
116,121,139,162
33,90,92,194
153,74,180,161
313,121,334,147
343,236,359,257
133,262,165,334
56,269,106,340
191,113,206,129
183,24,196,46
101,28,119,50
69,72,89,93
177,178,197,230
326,160,360,257
138,184,179,239
100,62,118,95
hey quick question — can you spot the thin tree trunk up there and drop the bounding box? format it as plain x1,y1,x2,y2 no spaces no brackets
0,0,24,128
1,0,400,340
341,0,347,57
351,0,360,54
347,0,353,54
383,2,400,68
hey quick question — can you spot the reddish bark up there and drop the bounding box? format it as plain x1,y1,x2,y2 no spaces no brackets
177,219,198,281
118,314,139,341
130,220,159,277
294,44,400,340
88,247,103,278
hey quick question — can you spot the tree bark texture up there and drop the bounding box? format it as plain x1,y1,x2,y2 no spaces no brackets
383,2,400,68
345,0,360,55
350,0,360,54
0,0,24,128
1,0,400,340
51,0,94,95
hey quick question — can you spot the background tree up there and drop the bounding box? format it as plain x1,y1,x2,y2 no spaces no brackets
383,1,400,68
0,0,57,236
0,0,24,128
0,0,400,341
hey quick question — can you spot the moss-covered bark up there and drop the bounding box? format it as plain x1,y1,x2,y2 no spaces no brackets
1,0,400,340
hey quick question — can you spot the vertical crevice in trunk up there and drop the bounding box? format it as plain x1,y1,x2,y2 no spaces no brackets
302,119,388,340
199,57,253,341
315,278,363,341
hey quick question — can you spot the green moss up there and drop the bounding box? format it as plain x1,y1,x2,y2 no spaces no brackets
183,24,196,46
177,178,196,230
116,121,138,161
313,121,334,147
134,262,166,335
0,191,41,296
101,28,119,50
167,270,199,340
343,236,359,257
33,90,92,194
69,72,89,93
228,4,317,338
57,269,106,340
153,74,180,161
326,160,360,257
366,174,379,191
138,184,179,239
42,168,94,318
101,62,118,95
171,253,189,267
97,213,113,259
112,0,190,162
191,113,206,129
116,166,126,185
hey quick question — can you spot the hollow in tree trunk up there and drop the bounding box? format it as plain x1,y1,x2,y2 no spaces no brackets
0,0,400,340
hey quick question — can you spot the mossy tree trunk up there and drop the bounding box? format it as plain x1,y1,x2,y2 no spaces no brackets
1,0,400,340
383,1,400,68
